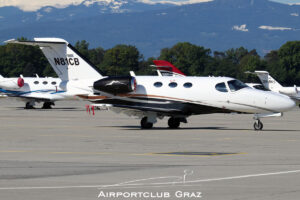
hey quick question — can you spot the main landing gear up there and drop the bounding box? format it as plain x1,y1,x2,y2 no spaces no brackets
253,119,263,131
141,117,153,129
42,102,55,109
140,116,187,129
25,101,55,109
168,117,180,129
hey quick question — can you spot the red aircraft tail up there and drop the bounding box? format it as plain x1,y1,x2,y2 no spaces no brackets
153,60,186,76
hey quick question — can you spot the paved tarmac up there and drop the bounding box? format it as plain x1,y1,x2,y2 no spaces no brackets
0,98,300,200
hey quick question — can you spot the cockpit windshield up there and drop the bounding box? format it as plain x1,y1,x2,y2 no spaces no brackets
253,84,270,91
227,79,249,92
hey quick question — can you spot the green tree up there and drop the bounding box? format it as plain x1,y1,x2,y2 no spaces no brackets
136,57,157,75
0,43,50,77
100,45,141,76
277,41,300,85
74,40,90,58
89,47,105,66
264,50,287,84
225,47,249,65
158,42,211,76
204,53,236,77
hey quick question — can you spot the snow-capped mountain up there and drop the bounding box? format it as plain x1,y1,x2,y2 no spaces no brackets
0,0,299,57
0,0,176,27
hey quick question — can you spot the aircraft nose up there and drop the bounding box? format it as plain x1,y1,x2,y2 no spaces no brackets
271,93,296,112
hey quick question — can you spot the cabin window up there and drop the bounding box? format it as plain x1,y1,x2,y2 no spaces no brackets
154,82,163,88
43,81,48,85
169,82,177,88
227,80,248,92
183,82,192,88
215,82,228,92
51,81,57,85
34,81,39,84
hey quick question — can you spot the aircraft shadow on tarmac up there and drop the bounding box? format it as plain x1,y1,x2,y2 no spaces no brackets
98,125,300,132
15,107,82,111
97,126,225,130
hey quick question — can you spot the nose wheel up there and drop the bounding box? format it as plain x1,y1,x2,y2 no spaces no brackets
25,102,35,109
253,120,263,131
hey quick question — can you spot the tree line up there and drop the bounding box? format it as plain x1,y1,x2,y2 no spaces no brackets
0,38,300,86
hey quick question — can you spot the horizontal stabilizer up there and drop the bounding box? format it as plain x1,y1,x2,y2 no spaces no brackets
5,38,103,81
5,38,67,46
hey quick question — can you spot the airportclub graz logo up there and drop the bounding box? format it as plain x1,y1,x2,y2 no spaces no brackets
97,169,202,199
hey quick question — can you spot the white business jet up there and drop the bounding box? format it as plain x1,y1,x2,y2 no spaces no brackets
8,38,295,130
0,74,69,109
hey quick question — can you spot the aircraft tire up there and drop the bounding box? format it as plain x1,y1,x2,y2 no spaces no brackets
168,117,180,129
253,120,263,131
141,117,153,129
42,102,54,109
25,102,35,109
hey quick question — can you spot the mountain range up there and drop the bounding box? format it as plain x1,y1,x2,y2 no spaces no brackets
0,0,299,57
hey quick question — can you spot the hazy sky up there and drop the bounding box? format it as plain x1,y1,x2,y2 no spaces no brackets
0,0,300,11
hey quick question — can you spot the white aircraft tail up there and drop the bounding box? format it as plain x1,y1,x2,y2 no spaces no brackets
0,74,3,79
254,71,283,92
5,38,103,81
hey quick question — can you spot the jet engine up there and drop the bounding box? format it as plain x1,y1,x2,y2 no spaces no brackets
279,86,298,96
93,76,137,94
0,77,24,89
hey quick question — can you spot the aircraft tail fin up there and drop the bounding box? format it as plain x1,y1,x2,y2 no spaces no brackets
0,75,3,79
254,71,283,92
152,60,186,76
5,38,103,81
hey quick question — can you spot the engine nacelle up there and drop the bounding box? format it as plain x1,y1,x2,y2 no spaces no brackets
93,76,137,94
0,77,24,89
279,87,298,95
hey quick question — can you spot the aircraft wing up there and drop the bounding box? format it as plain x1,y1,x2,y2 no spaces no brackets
5,39,67,47
90,103,185,118
20,92,67,101
111,104,183,114
0,88,66,102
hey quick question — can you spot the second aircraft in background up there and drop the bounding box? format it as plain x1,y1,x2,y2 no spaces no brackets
0,74,70,109
250,71,300,106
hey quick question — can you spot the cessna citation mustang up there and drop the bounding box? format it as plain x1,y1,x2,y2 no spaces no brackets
0,74,68,109
8,38,295,130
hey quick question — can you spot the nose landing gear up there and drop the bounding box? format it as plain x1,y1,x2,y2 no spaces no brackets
253,119,263,131
25,101,35,109
253,113,282,131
